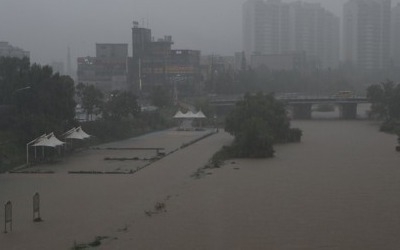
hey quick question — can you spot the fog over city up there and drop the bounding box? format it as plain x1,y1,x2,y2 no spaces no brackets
3,0,398,68
4,1,400,249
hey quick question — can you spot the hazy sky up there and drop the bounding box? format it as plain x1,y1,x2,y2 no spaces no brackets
1,0,399,69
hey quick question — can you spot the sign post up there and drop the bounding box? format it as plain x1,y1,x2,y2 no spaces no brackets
33,192,42,222
4,201,12,233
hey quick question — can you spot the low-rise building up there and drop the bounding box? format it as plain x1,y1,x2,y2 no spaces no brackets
131,22,201,96
0,41,30,59
77,43,129,92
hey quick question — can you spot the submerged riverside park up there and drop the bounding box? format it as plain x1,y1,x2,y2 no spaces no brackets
3,0,400,247
1,104,400,249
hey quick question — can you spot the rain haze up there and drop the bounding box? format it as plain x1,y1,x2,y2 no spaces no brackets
1,0,388,67
3,0,400,249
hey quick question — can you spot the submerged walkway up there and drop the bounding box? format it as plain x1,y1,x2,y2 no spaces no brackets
0,128,231,249
2,121,400,249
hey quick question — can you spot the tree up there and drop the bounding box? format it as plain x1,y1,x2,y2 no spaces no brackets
150,86,171,108
0,57,31,105
76,83,104,121
0,58,78,171
367,80,400,121
225,92,300,158
0,58,76,140
17,65,76,137
103,91,140,121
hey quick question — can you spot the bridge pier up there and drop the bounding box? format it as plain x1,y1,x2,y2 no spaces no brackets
292,104,312,119
339,103,358,119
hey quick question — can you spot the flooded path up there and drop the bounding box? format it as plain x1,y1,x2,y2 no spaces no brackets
100,120,400,250
1,120,400,249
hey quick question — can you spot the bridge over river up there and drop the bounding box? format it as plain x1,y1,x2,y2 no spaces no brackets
209,95,370,119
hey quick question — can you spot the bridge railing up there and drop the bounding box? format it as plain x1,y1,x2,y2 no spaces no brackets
209,95,369,105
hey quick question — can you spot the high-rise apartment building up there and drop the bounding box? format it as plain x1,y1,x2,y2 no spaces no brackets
391,3,400,68
288,2,340,69
343,0,391,70
243,0,290,59
242,0,339,70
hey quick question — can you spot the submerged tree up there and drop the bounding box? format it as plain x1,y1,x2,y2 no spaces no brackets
150,86,171,108
367,80,400,132
225,92,301,158
367,80,400,121
103,90,141,121
76,83,104,121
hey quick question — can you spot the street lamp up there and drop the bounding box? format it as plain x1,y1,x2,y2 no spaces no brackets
12,85,31,102
14,86,31,93
214,114,218,132
11,85,31,112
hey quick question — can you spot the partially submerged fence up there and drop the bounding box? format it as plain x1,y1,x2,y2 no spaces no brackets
4,192,42,234
4,201,12,233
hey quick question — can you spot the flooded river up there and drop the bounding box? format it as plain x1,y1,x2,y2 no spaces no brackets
1,114,400,249
102,118,400,250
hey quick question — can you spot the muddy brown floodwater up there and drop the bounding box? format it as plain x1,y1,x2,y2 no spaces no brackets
1,116,400,249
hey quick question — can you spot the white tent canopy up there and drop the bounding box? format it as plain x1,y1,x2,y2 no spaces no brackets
173,109,207,131
186,111,195,118
63,126,91,140
76,127,91,139
47,133,66,147
195,110,206,118
26,133,65,166
173,110,186,119
32,133,65,148
62,127,76,138
28,134,47,146
173,110,207,119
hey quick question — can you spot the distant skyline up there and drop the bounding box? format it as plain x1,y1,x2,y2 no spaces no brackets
1,0,399,71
